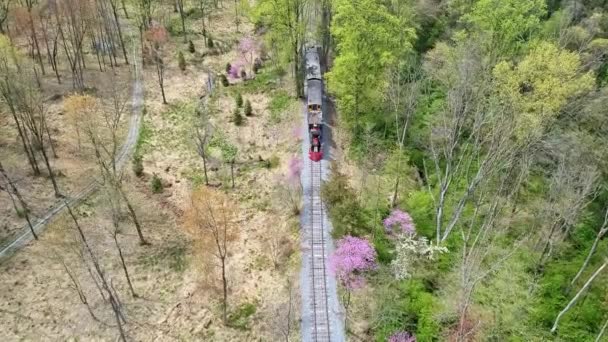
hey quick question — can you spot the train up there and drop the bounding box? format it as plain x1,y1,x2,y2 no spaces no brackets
305,46,323,162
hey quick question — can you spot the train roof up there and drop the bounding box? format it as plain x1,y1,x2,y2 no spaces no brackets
305,47,322,80
307,79,322,105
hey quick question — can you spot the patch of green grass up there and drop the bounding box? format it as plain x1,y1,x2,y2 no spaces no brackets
135,117,153,156
227,302,257,330
139,243,188,273
182,168,207,186
151,174,163,193
236,67,285,93
269,90,292,124
264,154,280,169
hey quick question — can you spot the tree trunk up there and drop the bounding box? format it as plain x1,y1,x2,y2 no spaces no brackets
0,162,37,239
40,144,62,198
8,108,40,175
178,0,187,43
113,232,137,297
118,186,148,245
28,11,46,75
230,161,235,188
109,0,129,65
570,209,608,288
202,153,209,185
552,260,608,333
44,118,58,158
596,316,608,342
221,256,228,324
121,0,129,18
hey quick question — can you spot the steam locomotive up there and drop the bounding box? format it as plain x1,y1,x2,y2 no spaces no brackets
305,46,323,162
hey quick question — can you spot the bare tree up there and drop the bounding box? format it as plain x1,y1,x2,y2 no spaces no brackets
0,37,41,175
536,153,599,266
385,64,422,208
570,207,608,288
145,25,168,104
55,0,90,90
185,187,238,324
65,203,128,342
64,92,148,245
0,0,9,34
106,189,138,298
16,73,62,197
551,258,608,333
271,279,298,341
193,104,213,186
176,0,187,42
0,161,37,239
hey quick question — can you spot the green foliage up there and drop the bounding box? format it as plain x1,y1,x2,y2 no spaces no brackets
227,302,257,330
269,90,291,123
493,41,595,141
221,74,229,87
373,233,395,265
264,154,280,169
244,99,253,116
326,0,412,130
139,243,187,273
177,51,186,71
404,190,435,238
220,141,238,164
322,165,370,238
15,207,29,218
151,174,163,193
463,0,546,54
233,107,243,126
132,154,144,177
135,118,152,156
372,278,440,341
235,92,243,108
188,40,196,53
236,67,284,93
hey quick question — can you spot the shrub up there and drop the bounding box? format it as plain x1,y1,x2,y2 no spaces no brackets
220,74,229,87
322,164,370,238
235,93,243,108
206,36,214,48
265,154,280,169
253,58,262,73
15,207,29,218
244,99,253,116
132,154,144,177
177,51,186,71
233,108,243,126
151,174,163,193
227,302,257,330
373,279,440,341
226,62,232,73
188,40,195,53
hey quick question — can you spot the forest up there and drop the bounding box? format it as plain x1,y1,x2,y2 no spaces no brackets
1,0,608,341
320,0,608,340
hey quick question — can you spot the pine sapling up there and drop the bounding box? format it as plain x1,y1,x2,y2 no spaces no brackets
244,100,252,116
178,51,186,71
235,93,243,108
233,108,243,126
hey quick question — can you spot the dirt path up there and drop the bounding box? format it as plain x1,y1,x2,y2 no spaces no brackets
0,28,144,261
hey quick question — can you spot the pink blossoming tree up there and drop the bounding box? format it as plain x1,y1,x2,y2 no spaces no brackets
383,209,415,236
329,236,377,320
287,156,303,185
388,331,417,342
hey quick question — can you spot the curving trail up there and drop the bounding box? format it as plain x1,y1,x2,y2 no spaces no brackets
0,29,144,261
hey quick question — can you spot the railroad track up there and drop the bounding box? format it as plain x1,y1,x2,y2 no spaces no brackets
309,159,331,341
